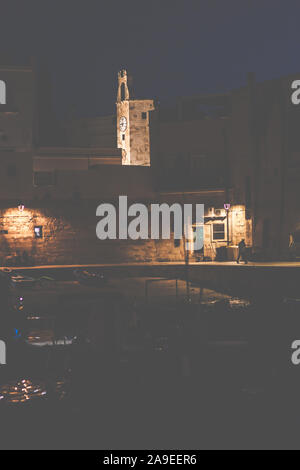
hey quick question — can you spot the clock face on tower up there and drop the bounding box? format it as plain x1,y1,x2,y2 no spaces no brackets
119,116,127,132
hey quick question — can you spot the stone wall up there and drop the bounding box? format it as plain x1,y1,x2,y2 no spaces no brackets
129,100,154,166
0,200,253,266
203,205,252,260
65,115,116,148
0,201,185,266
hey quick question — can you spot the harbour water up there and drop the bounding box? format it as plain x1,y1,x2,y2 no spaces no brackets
0,275,300,449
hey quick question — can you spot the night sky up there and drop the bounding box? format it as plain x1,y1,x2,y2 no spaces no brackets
1,0,299,119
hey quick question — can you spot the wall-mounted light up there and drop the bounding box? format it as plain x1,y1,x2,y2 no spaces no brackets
34,226,43,239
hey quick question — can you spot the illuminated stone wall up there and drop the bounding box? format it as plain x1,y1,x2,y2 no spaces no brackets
229,205,252,246
202,205,251,260
0,202,185,266
116,70,154,166
0,200,253,266
127,100,154,166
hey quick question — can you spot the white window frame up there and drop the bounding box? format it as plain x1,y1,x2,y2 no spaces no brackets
212,222,227,242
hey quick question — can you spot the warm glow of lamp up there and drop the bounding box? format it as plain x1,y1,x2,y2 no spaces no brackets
18,204,25,212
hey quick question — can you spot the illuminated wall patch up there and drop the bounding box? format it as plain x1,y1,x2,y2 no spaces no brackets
0,80,6,105
0,340,6,365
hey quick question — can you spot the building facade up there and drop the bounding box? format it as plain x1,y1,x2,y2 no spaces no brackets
116,69,154,166
0,64,299,266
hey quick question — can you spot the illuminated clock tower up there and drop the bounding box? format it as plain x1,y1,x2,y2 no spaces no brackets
116,69,154,166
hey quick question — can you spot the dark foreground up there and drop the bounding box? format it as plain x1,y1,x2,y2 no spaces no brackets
0,274,300,450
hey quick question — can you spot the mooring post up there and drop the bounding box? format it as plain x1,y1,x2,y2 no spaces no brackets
199,286,204,303
145,280,148,303
186,249,190,301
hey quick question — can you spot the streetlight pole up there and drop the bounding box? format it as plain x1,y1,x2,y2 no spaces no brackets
183,215,191,302
224,204,231,247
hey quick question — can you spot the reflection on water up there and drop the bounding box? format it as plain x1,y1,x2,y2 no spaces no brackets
154,336,169,352
228,298,251,309
0,379,47,404
0,378,68,404
1,277,300,448
1,283,255,408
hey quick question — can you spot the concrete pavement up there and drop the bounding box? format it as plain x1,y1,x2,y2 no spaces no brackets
2,260,300,270
1,260,300,299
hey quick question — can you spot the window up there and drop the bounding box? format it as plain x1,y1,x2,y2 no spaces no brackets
174,238,181,248
7,164,17,178
213,223,225,241
293,231,300,243
121,83,126,101
33,171,56,187
0,130,7,142
142,112,147,120
191,154,207,172
34,226,43,239
164,154,177,171
0,80,6,105
122,134,125,141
